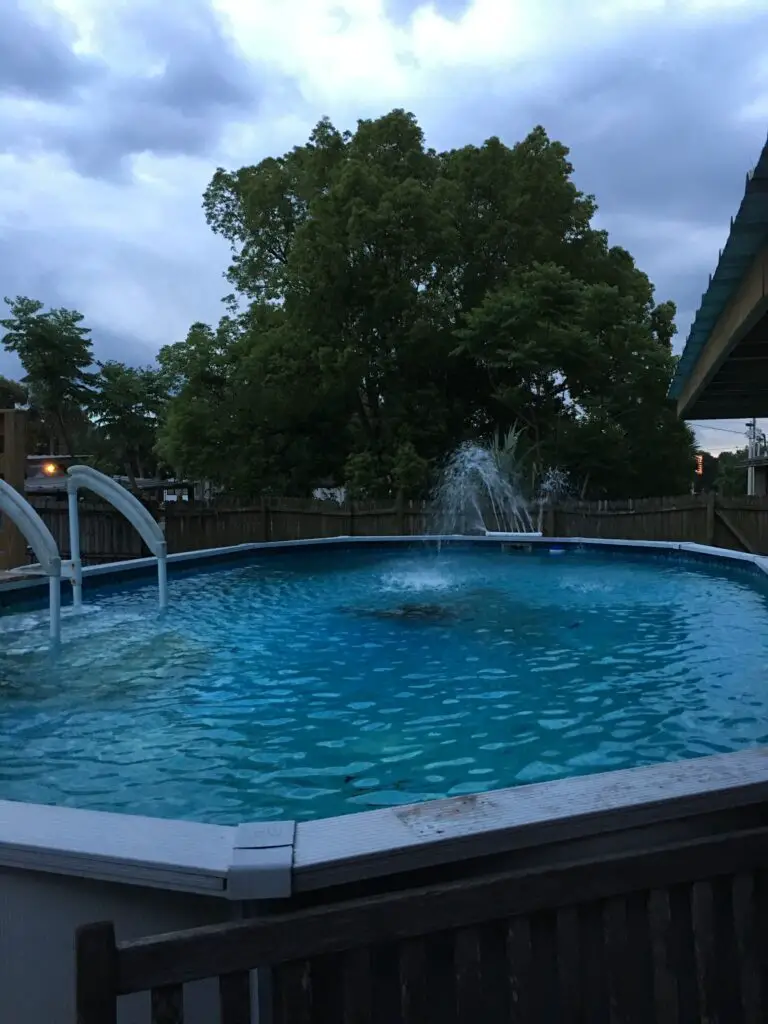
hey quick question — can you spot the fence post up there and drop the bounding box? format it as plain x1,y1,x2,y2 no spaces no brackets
395,489,405,535
349,500,355,537
706,491,716,546
76,921,119,1024
261,497,271,543
545,506,557,537
163,506,176,554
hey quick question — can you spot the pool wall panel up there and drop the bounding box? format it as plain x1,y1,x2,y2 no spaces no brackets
0,867,237,1023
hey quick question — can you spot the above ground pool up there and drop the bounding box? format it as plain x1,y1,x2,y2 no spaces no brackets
1,541,767,825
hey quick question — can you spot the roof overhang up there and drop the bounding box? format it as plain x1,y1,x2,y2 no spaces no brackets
669,135,768,420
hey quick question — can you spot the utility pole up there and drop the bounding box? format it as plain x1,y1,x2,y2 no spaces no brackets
746,417,757,496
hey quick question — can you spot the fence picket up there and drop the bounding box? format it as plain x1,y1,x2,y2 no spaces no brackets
15,493,768,564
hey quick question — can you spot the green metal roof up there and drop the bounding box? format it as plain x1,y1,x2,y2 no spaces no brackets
668,135,768,401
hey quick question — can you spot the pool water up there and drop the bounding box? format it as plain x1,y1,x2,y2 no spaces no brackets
1,545,767,825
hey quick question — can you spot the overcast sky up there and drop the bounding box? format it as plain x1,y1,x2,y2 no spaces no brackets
1,0,767,454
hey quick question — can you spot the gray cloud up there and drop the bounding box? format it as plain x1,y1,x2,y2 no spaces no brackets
530,15,768,226
421,10,768,335
0,0,102,100
62,6,262,179
0,228,197,377
0,0,282,180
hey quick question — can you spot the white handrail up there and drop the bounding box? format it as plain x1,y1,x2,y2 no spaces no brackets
0,479,62,641
66,466,168,610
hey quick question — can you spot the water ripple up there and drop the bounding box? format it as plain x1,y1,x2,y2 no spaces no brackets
0,547,767,824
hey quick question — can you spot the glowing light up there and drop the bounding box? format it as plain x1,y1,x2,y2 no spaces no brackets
41,462,60,477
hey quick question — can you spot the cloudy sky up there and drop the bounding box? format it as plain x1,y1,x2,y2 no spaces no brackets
1,0,767,454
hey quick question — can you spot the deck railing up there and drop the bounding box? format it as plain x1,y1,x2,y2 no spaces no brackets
76,816,768,1023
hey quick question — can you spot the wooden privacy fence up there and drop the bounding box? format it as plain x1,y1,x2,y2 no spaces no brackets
77,817,768,1023
549,493,768,554
25,497,431,564
167,498,430,554
19,493,768,563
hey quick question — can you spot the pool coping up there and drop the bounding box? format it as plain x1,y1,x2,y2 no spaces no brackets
1,533,767,603
2,534,768,900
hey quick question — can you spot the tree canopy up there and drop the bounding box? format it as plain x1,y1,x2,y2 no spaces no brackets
158,110,695,499
1,296,95,455
2,110,698,500
0,297,164,483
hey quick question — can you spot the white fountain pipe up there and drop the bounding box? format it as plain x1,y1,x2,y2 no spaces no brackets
484,530,543,539
157,540,168,610
66,465,169,611
67,481,83,609
0,478,63,642
48,569,61,643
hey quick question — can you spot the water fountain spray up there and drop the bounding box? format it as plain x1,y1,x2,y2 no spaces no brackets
432,435,537,536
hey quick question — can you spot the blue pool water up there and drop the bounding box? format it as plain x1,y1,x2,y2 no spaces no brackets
1,544,768,825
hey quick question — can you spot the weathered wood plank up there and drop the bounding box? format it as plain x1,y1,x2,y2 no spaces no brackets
305,954,344,1023
603,896,632,1024
529,912,559,1024
555,907,581,1024
423,931,457,1024
464,922,509,1024
648,889,678,1024
506,915,533,1024
623,890,656,1024
732,872,761,1024
341,947,372,1024
710,874,745,1022
753,869,768,1022
580,901,609,1024
369,944,402,1024
218,971,252,1024
665,884,699,1023
79,853,768,1024
150,983,184,1023
453,926,484,1024
272,961,313,1024
76,921,119,1024
692,880,717,1023
716,508,758,553
398,936,428,1023
117,826,768,993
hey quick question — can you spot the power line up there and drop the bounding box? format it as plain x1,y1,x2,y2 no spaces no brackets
690,423,749,436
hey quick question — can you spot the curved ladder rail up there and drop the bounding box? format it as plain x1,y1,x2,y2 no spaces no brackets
0,479,63,641
66,466,168,611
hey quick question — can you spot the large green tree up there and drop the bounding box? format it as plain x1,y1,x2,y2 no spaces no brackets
89,361,166,486
158,110,696,499
0,376,27,409
0,296,95,454
714,448,748,496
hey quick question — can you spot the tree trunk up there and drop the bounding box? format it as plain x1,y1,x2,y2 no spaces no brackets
54,408,74,456
123,459,139,493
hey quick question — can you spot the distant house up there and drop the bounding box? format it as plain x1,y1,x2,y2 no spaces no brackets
24,455,85,494
23,457,209,504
